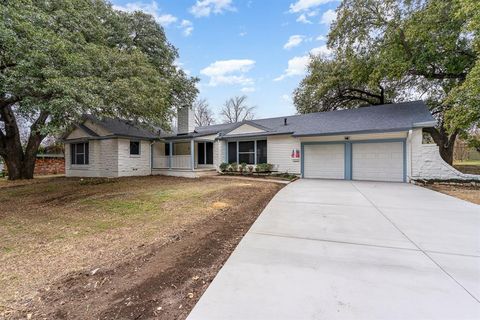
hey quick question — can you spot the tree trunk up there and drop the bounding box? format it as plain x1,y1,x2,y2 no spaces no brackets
0,102,47,180
423,126,458,165
2,152,37,180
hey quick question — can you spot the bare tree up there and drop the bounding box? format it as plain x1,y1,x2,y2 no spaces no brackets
194,99,216,127
220,95,256,124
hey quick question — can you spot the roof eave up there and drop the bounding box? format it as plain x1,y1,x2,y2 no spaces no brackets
292,127,412,138
412,121,436,128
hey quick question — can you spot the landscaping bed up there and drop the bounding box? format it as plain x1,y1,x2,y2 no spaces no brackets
219,162,298,181
0,176,282,319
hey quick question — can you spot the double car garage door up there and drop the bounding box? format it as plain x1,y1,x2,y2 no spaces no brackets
303,142,404,182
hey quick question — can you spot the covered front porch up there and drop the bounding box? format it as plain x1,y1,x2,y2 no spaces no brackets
151,138,217,177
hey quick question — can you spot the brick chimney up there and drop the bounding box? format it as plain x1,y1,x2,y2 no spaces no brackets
177,105,195,134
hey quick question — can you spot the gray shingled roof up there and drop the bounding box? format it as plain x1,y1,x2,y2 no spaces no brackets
194,100,435,138
74,101,434,141
85,115,159,139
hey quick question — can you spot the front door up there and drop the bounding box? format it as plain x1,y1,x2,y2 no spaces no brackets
198,142,214,165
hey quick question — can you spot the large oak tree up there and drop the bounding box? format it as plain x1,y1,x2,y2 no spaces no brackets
0,0,198,179
294,0,479,164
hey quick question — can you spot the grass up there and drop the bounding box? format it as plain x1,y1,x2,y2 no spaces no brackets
453,160,480,175
0,175,277,308
454,160,480,166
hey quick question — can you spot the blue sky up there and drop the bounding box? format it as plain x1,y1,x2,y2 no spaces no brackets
110,0,340,120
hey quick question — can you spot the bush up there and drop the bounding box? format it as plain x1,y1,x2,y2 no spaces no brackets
230,162,238,172
219,162,229,172
247,165,254,173
239,162,247,173
265,163,273,172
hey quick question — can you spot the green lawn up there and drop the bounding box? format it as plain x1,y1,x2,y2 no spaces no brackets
454,160,480,166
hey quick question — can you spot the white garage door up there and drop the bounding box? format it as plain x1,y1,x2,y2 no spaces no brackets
352,142,404,182
304,144,344,179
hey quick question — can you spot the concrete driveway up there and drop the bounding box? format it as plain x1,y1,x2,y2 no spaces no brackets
188,180,480,320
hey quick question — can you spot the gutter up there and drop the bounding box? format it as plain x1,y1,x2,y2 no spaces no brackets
292,127,413,138
412,121,437,128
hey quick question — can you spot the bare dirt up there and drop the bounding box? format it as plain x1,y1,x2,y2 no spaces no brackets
1,176,283,319
424,183,480,205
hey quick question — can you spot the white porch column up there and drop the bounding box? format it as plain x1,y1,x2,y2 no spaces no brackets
190,139,195,171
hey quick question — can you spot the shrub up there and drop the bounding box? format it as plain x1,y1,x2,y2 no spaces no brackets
239,162,247,173
219,162,229,172
247,165,254,173
230,162,238,172
256,163,274,173
265,163,273,172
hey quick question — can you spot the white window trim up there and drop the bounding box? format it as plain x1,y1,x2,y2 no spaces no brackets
71,142,89,165
228,139,267,165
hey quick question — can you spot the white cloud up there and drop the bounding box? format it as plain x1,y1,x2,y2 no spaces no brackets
190,0,236,18
296,14,312,24
316,34,327,41
157,14,178,26
201,59,255,86
113,1,179,27
241,87,256,93
274,55,311,81
283,35,305,49
239,31,247,37
180,19,194,36
320,9,336,25
310,44,331,56
289,0,337,13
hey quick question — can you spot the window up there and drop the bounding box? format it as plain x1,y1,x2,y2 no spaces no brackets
239,141,255,164
228,142,237,163
165,143,170,156
197,142,214,165
256,140,267,163
198,142,205,164
227,140,268,165
70,142,89,165
130,141,140,155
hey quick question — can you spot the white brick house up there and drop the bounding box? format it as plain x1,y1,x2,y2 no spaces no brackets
63,101,479,182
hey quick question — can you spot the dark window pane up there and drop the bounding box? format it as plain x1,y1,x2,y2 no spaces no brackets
256,140,267,163
228,142,237,163
130,141,140,155
206,142,213,164
239,153,255,165
85,143,89,164
239,141,254,152
71,144,76,164
198,142,205,164
165,143,170,156
76,143,84,154
76,154,85,165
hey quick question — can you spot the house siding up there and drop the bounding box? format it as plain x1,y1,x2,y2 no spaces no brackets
213,140,225,170
227,124,265,135
117,139,151,176
267,135,301,174
65,139,118,177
